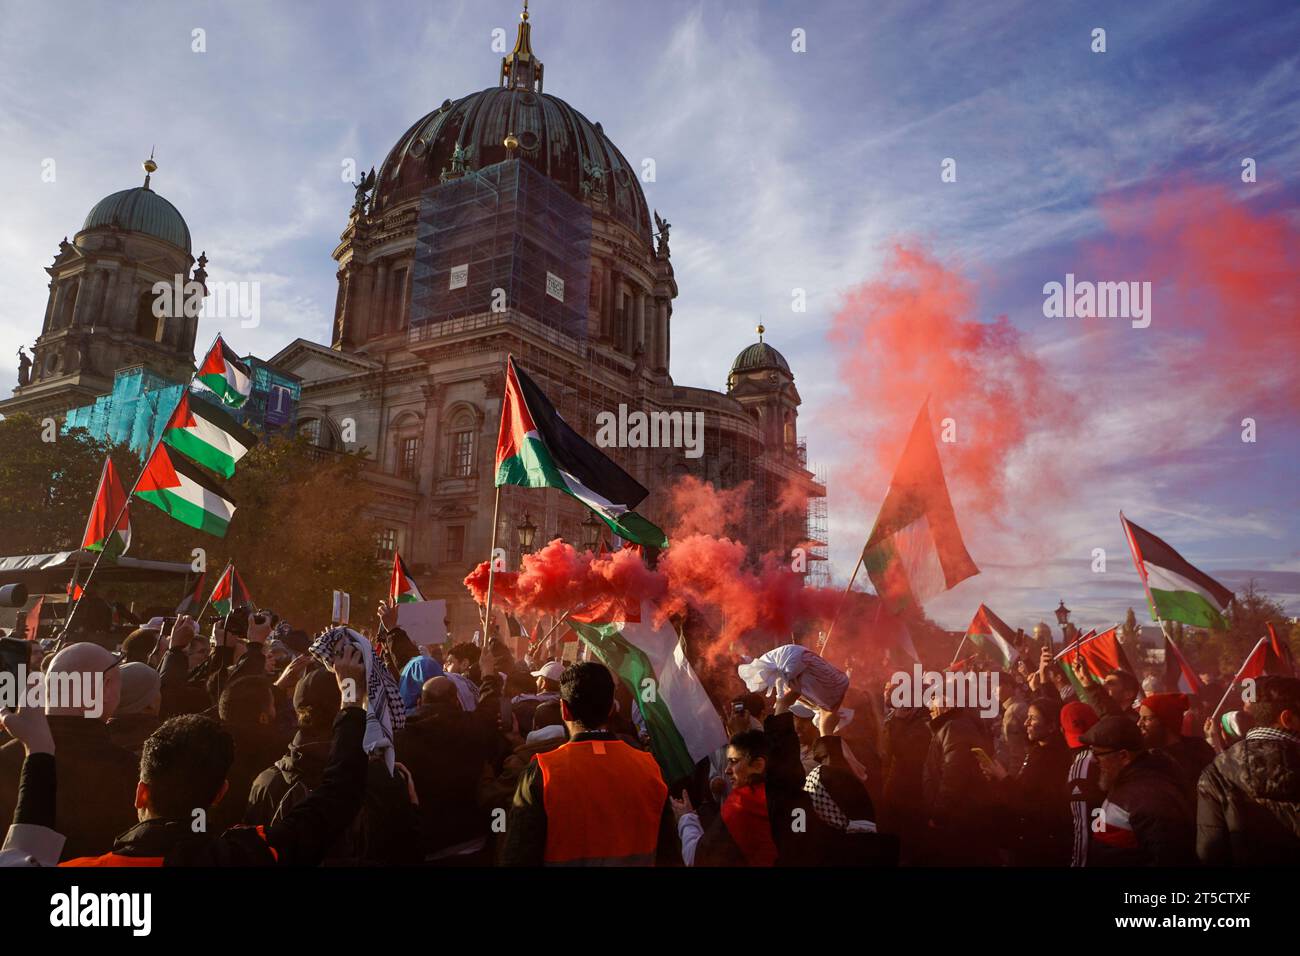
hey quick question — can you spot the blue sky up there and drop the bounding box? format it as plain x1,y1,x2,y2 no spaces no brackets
1,0,1296,631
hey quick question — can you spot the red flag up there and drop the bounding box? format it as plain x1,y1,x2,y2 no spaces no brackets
20,597,44,641
81,457,131,558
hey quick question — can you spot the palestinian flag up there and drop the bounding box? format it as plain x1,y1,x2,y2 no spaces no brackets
1059,627,1133,682
1055,627,1096,696
209,565,252,617
176,572,206,616
963,603,1019,669
390,552,425,604
862,400,978,614
571,603,727,783
495,357,668,549
1163,632,1203,695
1121,514,1233,629
135,443,237,537
162,391,257,479
197,335,253,409
81,457,131,559
66,578,83,601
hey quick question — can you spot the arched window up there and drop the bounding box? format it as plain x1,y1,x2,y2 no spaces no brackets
446,409,476,477
299,418,322,446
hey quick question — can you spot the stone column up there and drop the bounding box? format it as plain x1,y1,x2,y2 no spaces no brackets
373,260,390,335
601,259,614,339
611,271,624,351
70,274,92,327
634,289,646,356
98,268,119,332
656,298,669,371
47,281,65,332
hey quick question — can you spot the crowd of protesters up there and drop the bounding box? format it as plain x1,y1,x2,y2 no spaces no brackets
0,597,1297,867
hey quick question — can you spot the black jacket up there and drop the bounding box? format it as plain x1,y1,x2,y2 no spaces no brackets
1157,735,1215,798
921,710,998,864
994,735,1074,865
0,716,139,862
61,708,368,867
245,732,421,865
394,704,501,859
1197,729,1300,865
1090,750,1195,866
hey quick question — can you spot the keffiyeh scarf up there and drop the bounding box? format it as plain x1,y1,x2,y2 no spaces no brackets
308,627,406,773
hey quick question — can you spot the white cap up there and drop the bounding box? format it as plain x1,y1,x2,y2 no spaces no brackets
531,661,566,683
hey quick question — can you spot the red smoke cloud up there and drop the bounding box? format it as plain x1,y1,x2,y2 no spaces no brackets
825,244,1077,522
1090,180,1299,413
463,481,891,665
666,475,750,538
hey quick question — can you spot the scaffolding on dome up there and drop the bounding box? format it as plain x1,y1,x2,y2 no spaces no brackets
409,158,592,342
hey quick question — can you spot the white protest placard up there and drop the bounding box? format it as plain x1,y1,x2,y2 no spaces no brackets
396,599,448,647
331,590,350,625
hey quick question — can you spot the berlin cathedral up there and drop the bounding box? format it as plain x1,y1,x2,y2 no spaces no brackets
2,5,826,632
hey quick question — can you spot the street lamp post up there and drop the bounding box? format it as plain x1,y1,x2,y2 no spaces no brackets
516,512,537,554
581,511,602,551
1054,599,1071,648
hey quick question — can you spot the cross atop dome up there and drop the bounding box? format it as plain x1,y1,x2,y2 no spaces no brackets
501,0,544,92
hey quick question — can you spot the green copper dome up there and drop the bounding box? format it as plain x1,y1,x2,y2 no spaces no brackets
82,186,191,253
730,341,791,376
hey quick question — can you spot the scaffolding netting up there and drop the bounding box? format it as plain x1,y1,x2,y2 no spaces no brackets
410,159,592,342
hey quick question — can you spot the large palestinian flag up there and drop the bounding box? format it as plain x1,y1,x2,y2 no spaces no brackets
963,603,1019,669
862,400,978,613
162,391,257,479
1121,514,1233,628
81,457,131,559
495,357,668,549
209,564,252,617
197,335,253,409
135,443,237,537
571,603,727,783
390,552,425,605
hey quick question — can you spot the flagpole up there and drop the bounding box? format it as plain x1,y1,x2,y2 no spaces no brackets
195,562,231,624
1207,636,1268,753
949,631,968,667
819,552,863,656
59,332,221,644
482,485,502,637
